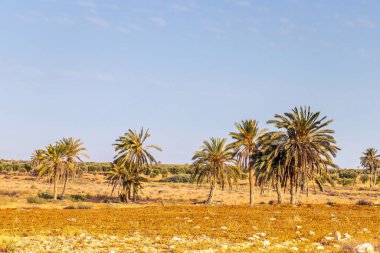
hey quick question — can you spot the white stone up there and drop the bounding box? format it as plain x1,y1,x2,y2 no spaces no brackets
344,233,351,239
324,236,334,241
290,247,298,251
316,245,324,250
221,226,228,230
171,236,182,241
334,231,342,240
309,231,315,236
355,243,375,253
262,240,271,246
257,232,266,237
296,225,302,230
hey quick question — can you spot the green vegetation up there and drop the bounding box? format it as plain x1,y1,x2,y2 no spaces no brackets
228,119,266,206
108,128,161,203
191,138,240,204
360,148,380,187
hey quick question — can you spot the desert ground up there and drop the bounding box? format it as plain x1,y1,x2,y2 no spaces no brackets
0,172,379,252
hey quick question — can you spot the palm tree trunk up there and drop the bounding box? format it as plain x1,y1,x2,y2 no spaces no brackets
370,168,373,187
61,175,68,199
290,176,296,205
249,168,254,206
53,173,58,200
205,182,216,204
275,177,283,204
373,169,377,186
125,190,129,203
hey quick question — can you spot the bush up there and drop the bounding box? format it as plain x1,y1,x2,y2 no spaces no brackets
37,192,54,199
359,174,370,184
161,169,168,178
150,169,160,178
158,175,192,183
356,200,374,206
63,203,93,209
69,194,88,202
27,196,46,204
339,178,356,186
338,170,358,179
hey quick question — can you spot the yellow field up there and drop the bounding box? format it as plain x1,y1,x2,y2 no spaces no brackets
0,173,380,252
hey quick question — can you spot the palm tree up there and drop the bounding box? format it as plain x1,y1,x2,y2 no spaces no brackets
113,128,162,201
254,132,287,204
34,144,67,200
59,138,89,198
191,138,240,204
267,106,340,204
360,148,380,187
229,120,266,206
107,163,144,203
31,149,44,168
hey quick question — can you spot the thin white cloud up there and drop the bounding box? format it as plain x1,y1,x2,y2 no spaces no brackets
235,0,250,7
150,17,167,27
118,24,140,33
357,16,377,28
84,16,110,28
279,18,295,34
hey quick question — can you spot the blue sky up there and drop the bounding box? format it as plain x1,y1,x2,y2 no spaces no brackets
0,0,379,167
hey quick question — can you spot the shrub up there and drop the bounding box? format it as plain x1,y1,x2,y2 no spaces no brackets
69,194,88,202
339,178,356,186
338,170,358,179
63,203,93,209
161,169,168,178
150,169,160,178
359,174,370,184
356,200,374,206
158,175,192,183
37,192,54,199
27,196,46,204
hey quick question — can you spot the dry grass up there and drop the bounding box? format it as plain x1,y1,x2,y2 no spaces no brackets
0,205,379,252
0,173,379,252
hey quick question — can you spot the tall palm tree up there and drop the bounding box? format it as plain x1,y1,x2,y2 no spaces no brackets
191,138,240,204
360,148,380,187
34,144,67,200
267,106,340,204
59,138,89,198
229,120,266,206
113,128,162,201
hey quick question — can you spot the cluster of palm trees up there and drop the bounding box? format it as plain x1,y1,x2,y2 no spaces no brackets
31,138,88,200
192,106,340,205
360,148,380,187
107,128,161,203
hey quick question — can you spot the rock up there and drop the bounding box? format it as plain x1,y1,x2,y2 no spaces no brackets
296,225,302,230
309,231,315,236
193,225,200,229
270,217,276,221
316,245,324,250
257,232,266,237
344,233,351,239
262,240,271,246
221,244,228,249
290,246,298,251
171,236,182,241
334,231,342,240
355,243,375,253
221,226,228,230
252,226,258,230
324,236,334,241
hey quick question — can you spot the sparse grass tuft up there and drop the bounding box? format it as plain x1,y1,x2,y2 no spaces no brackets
0,235,16,252
63,203,94,209
27,196,46,204
356,199,374,206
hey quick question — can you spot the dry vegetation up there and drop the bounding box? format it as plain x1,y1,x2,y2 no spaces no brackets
0,172,380,252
